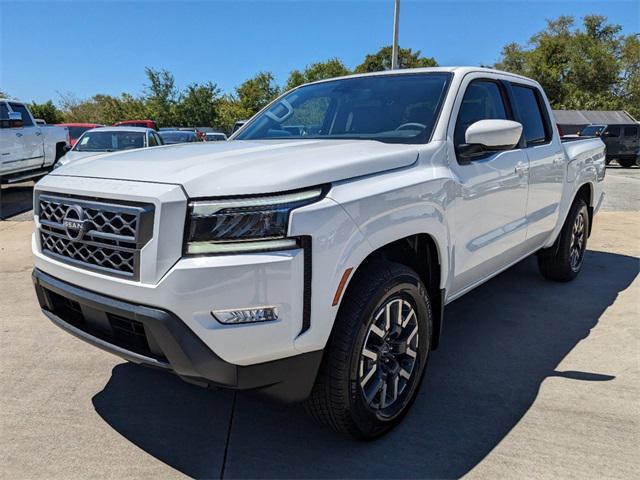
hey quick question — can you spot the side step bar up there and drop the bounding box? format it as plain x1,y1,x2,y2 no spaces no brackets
0,168,49,184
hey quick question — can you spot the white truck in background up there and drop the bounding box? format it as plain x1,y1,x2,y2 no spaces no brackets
32,67,605,439
0,99,69,183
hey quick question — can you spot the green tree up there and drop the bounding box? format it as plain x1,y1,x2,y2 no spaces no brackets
175,82,222,127
143,67,178,126
217,96,252,133
58,92,104,123
0,88,9,99
285,58,351,91
618,33,640,117
495,15,639,117
92,93,148,124
236,72,280,114
355,46,437,73
29,100,64,124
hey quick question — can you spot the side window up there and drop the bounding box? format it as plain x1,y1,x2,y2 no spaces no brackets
0,102,9,119
148,132,158,146
510,84,550,145
606,126,621,137
454,80,509,148
623,126,638,137
8,103,34,127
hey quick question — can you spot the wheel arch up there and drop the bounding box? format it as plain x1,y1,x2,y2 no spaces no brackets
574,181,594,236
337,232,446,350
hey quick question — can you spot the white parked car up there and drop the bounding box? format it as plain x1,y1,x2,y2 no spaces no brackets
0,99,69,183
56,127,164,168
32,67,605,439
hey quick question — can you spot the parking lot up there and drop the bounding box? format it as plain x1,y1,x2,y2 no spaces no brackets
1,167,638,479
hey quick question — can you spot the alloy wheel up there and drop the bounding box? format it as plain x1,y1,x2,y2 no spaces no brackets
359,296,419,416
569,211,585,271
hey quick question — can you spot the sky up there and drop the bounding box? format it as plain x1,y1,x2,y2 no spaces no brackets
1,0,638,104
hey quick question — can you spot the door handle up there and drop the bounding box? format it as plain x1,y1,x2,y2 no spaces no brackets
35,131,42,136
15,132,23,137
514,163,529,175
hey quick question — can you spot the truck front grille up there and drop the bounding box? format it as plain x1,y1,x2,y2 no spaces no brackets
37,194,154,280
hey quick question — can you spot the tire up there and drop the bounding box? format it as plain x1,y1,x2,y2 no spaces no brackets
537,197,589,282
305,259,432,439
617,158,636,168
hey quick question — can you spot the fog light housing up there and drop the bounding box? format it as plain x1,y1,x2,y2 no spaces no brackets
212,306,279,324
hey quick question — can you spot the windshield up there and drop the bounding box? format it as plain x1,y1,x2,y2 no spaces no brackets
68,126,92,139
73,131,146,152
159,131,196,144
236,73,451,144
580,125,605,136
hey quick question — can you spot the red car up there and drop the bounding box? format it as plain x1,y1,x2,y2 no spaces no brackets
56,123,104,146
114,119,158,130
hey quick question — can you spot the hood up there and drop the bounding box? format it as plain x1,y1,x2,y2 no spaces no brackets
57,150,109,167
51,139,419,197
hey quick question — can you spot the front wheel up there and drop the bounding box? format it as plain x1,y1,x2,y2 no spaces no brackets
305,260,432,439
538,198,589,282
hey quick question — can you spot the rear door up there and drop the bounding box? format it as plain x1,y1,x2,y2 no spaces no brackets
622,125,639,156
8,102,45,170
447,75,530,296
508,82,564,242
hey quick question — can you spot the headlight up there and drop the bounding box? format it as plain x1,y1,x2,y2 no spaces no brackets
185,187,324,254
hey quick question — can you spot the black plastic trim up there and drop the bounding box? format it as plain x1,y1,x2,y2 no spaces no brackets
299,236,312,335
33,269,323,403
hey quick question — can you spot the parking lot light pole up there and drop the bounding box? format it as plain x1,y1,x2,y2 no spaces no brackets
391,0,400,70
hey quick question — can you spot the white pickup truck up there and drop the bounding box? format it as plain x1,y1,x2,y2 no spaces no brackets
32,67,605,439
1,99,69,183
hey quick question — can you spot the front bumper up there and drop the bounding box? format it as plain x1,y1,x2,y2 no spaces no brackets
33,269,322,402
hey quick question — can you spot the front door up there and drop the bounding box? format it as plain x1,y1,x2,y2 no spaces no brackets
0,102,20,172
603,125,621,157
8,102,44,171
448,76,529,297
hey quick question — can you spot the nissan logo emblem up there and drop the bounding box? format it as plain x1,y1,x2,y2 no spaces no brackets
62,205,88,241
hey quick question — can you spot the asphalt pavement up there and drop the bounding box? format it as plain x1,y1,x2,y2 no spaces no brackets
1,166,638,479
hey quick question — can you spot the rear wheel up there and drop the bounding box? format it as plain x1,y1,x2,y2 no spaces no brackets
538,198,589,282
305,260,432,439
617,158,636,168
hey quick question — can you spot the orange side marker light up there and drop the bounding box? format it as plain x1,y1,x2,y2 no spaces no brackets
332,267,354,306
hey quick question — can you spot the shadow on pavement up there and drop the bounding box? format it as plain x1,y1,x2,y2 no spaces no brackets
93,250,638,479
0,183,34,219
92,365,234,478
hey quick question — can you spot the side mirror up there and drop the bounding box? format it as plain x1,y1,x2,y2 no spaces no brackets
0,111,23,129
458,119,523,161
